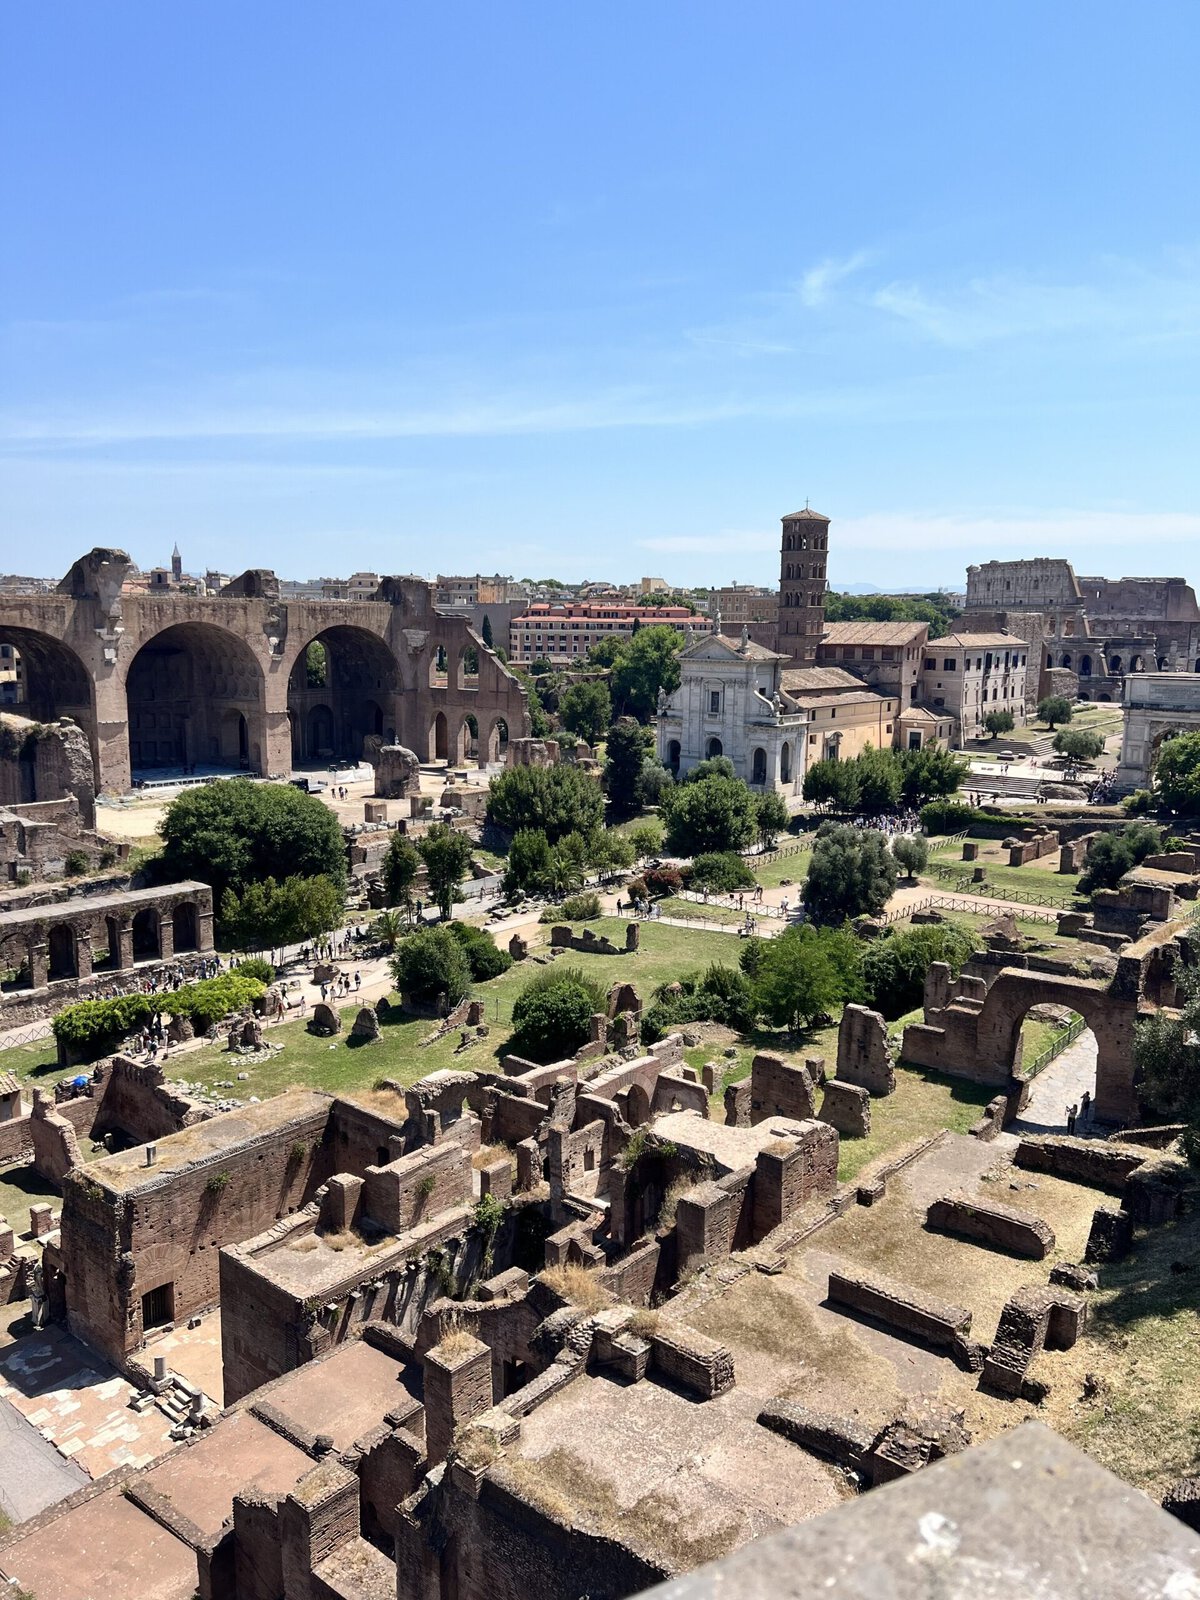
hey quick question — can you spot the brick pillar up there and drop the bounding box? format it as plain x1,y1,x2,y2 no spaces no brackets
423,1334,492,1465
116,921,135,970
196,903,215,953
157,916,174,960
28,938,48,989
75,937,94,980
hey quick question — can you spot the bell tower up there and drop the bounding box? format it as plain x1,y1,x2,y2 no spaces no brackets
777,507,830,666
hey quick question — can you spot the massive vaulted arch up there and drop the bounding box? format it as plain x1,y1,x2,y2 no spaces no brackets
0,625,99,780
287,625,401,765
124,622,267,776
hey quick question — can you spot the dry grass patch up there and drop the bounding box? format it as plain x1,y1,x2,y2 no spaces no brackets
506,1448,743,1570
540,1263,613,1315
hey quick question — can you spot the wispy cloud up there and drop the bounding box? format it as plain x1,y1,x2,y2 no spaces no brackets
797,251,869,308
837,508,1200,557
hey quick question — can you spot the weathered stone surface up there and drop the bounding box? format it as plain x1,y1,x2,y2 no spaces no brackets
819,1080,870,1138
828,1267,972,1352
757,1400,872,1470
750,1053,816,1123
650,1325,735,1398
1014,1134,1148,1191
349,1006,380,1043
836,1004,895,1096
1163,1478,1200,1534
308,1002,341,1036
1084,1204,1133,1263
926,1193,1055,1259
981,1285,1085,1398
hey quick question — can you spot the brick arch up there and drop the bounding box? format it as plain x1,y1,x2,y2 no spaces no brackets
0,623,99,783
122,621,268,777
285,624,401,765
974,970,1138,1122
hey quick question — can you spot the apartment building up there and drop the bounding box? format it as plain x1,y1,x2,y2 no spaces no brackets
509,602,712,663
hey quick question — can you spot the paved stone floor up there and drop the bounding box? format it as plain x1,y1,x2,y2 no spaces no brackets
1012,1030,1102,1136
0,1324,176,1480
144,1307,224,1406
0,1387,89,1523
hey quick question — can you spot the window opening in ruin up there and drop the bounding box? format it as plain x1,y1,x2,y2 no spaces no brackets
142,1282,174,1330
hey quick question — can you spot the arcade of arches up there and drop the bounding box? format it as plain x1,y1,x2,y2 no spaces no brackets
0,548,530,792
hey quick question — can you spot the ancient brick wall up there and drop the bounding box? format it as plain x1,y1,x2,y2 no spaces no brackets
361,1143,470,1236
546,1120,606,1203
926,1195,1055,1259
828,1267,972,1350
326,1097,407,1174
749,1054,816,1123
1013,1135,1147,1192
751,1122,838,1240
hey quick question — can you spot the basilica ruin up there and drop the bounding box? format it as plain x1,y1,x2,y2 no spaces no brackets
0,548,531,794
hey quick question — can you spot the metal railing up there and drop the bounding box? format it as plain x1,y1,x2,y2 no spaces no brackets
1026,1014,1089,1078
925,861,1077,908
882,894,1062,927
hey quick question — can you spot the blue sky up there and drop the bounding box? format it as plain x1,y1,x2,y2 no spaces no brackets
2,2,1198,591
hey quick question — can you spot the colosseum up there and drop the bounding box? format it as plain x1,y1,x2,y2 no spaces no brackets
0,549,531,794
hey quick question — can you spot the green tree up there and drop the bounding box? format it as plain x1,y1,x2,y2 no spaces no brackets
682,755,736,784
860,922,976,1018
447,920,512,981
754,789,790,848
481,614,495,649
753,925,861,1033
508,966,607,1064
503,829,556,898
487,764,605,842
1134,970,1200,1161
663,775,758,856
558,680,612,744
824,590,957,636
802,758,861,812
382,833,422,915
983,710,1015,739
1037,695,1073,729
804,824,897,925
305,640,328,686
892,834,928,881
159,779,347,904
1154,732,1200,814
1078,822,1164,893
610,625,683,721
1054,728,1104,763
898,745,967,807
390,925,472,1010
373,910,405,950
853,746,902,815
417,824,475,919
690,851,755,892
628,820,664,861
219,875,343,949
603,718,654,816
586,636,625,668
588,829,636,879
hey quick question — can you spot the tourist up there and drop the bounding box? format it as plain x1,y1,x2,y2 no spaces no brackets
1066,1103,1078,1135
1079,1090,1092,1124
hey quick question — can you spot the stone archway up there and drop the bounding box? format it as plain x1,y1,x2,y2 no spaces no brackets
431,711,449,763
287,626,400,766
0,625,99,785
125,622,266,777
706,736,723,759
132,908,160,961
47,923,77,981
173,902,198,954
486,717,510,763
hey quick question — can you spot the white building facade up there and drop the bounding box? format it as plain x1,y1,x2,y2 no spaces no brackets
656,632,808,797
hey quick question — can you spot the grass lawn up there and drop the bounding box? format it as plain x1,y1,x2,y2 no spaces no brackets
0,919,738,1109
751,847,811,888
658,897,747,927
0,1161,59,1235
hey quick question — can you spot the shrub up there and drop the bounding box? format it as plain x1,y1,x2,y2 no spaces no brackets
642,962,755,1042
64,849,90,876
861,922,976,1019
507,966,607,1064
560,891,603,921
52,972,266,1060
233,957,275,984
690,851,755,893
446,920,513,981
1122,788,1154,816
390,926,472,1010
1078,822,1165,893
919,798,979,835
644,866,683,898
664,774,757,855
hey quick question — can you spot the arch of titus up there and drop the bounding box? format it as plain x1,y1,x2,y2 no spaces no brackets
0,550,531,793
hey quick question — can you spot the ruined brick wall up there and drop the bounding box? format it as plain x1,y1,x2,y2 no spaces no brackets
398,1469,665,1600
0,1090,93,1166
361,1143,470,1235
219,1228,315,1404
327,1096,407,1174
926,1195,1055,1259
62,1101,331,1365
749,1054,816,1123
751,1122,838,1240
547,1120,606,1203
91,1058,209,1146
1013,1135,1147,1192
828,1267,971,1350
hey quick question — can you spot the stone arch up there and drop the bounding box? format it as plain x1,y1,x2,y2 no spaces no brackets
125,621,266,777
1109,655,1123,674
1158,656,1170,671
1131,654,1146,672
0,625,99,783
706,736,723,759
1079,654,1092,677
431,711,449,763
48,922,77,981
626,1083,651,1127
429,645,448,688
780,741,792,784
132,907,160,961
457,645,480,691
751,747,767,785
667,738,681,774
486,717,510,763
173,902,198,954
461,714,479,762
287,625,400,766
974,971,1139,1123
105,915,122,969
1061,653,1072,670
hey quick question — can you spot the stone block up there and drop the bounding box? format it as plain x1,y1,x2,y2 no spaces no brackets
819,1080,870,1138
319,1174,363,1233
349,1006,380,1043
423,1335,492,1466
757,1400,872,1470
750,1053,816,1123
478,1158,512,1202
926,1194,1055,1259
828,1267,972,1352
650,1325,735,1398
836,1004,895,1096
308,1002,341,1036
1084,1205,1133,1264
